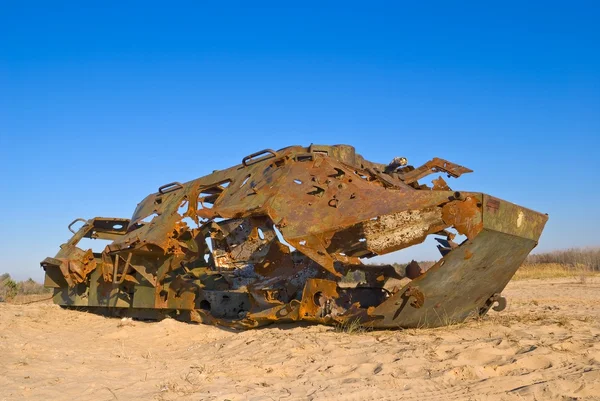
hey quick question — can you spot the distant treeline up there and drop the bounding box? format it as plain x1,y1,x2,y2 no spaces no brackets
0,273,51,302
526,247,600,271
392,261,435,271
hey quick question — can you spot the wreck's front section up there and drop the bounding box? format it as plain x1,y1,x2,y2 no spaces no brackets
41,144,547,329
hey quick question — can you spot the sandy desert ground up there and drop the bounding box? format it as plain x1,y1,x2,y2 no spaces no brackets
1,277,599,401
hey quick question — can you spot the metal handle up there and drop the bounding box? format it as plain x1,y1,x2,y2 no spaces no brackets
158,182,183,194
68,218,88,234
242,149,277,167
294,153,314,162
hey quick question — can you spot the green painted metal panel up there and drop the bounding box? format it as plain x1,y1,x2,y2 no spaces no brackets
482,195,548,241
372,228,537,328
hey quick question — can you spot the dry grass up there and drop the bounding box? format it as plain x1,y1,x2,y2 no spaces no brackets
334,318,368,334
9,293,54,305
526,247,600,270
513,263,598,280
0,274,51,302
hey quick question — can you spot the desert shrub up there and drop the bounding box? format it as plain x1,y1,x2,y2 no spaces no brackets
0,274,50,302
334,318,367,334
18,278,49,295
0,274,18,301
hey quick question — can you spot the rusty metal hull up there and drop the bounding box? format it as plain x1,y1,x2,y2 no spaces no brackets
41,144,548,329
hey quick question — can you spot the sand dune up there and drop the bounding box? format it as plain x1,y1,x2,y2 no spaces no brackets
1,278,599,401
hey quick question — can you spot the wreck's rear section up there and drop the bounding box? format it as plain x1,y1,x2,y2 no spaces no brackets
41,144,547,328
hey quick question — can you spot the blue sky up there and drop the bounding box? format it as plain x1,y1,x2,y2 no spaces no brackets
1,1,598,280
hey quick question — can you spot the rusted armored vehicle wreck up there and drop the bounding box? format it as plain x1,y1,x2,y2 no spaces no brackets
42,144,547,329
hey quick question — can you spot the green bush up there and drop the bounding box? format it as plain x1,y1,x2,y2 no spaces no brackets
0,274,49,301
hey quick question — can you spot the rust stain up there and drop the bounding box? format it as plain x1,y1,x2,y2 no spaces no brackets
486,198,501,213
441,196,484,239
432,176,451,191
39,144,548,330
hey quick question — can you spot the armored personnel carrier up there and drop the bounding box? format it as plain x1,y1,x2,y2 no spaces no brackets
41,144,547,328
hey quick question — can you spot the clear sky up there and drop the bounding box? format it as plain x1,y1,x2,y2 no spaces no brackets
1,1,598,281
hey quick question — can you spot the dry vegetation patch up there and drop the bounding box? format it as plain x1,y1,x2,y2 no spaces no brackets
514,247,600,280
0,273,51,303
513,263,598,280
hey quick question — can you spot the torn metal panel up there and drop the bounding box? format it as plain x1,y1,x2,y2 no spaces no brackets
396,157,473,184
41,144,548,330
